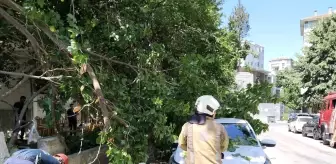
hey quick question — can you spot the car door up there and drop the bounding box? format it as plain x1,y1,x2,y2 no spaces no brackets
290,118,297,130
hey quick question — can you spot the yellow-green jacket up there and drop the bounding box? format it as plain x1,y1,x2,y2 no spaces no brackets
178,117,229,164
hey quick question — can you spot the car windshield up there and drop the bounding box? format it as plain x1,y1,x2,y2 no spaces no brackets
221,123,258,147
298,117,312,122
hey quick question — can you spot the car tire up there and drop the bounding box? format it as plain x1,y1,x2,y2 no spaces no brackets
313,129,320,140
330,141,336,148
302,128,307,137
288,126,291,132
294,127,298,133
322,130,329,145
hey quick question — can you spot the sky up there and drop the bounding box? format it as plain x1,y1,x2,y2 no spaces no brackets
221,0,336,71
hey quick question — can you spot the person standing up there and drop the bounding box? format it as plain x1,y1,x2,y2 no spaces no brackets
13,96,27,140
178,95,229,164
67,104,77,136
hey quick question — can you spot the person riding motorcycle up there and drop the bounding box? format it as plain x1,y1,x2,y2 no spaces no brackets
178,95,229,164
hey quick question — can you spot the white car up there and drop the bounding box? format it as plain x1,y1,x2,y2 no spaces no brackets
288,116,313,133
169,118,276,164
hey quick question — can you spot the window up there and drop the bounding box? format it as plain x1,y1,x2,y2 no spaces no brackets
276,89,280,97
273,67,279,71
332,99,336,109
221,123,258,146
312,116,319,123
298,117,312,122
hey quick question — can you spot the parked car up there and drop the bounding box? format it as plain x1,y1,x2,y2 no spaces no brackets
169,118,276,164
287,113,310,123
288,116,313,133
302,115,319,138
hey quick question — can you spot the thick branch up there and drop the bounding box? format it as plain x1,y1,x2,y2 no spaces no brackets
0,70,71,81
0,0,23,13
80,64,111,130
0,66,41,101
0,7,39,51
2,0,143,72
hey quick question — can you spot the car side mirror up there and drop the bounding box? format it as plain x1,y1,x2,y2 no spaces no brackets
260,139,276,147
171,142,178,152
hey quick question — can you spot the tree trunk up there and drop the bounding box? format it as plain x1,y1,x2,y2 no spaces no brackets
146,133,156,163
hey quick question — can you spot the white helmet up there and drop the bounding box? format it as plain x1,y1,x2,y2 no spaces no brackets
195,95,220,115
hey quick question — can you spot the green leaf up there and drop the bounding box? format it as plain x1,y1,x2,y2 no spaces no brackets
37,0,45,8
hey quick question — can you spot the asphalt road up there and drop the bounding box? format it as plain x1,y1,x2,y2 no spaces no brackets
259,123,336,164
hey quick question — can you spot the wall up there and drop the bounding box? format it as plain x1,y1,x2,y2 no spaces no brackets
0,80,32,131
303,20,317,47
68,146,108,164
254,103,285,123
235,72,254,89
33,94,46,119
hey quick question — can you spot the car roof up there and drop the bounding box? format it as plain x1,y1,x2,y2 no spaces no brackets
297,113,310,115
297,116,313,118
215,118,248,124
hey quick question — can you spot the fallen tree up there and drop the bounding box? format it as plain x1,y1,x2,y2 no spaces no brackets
1,0,276,163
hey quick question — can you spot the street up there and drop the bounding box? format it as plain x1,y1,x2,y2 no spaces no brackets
260,123,336,164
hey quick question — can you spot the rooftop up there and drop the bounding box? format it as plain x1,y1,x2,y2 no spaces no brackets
269,57,293,62
300,8,335,36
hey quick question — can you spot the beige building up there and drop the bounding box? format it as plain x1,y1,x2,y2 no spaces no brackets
300,7,336,47
269,57,293,76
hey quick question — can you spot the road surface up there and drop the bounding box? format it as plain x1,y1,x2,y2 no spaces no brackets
260,123,336,164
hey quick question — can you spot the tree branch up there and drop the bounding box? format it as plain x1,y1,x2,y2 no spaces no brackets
83,50,143,72
0,7,39,52
41,68,76,76
0,0,23,13
0,66,41,101
2,0,144,72
80,64,111,130
0,70,71,81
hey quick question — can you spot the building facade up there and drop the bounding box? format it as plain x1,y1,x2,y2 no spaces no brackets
300,7,336,47
239,43,265,70
268,57,293,75
235,43,272,89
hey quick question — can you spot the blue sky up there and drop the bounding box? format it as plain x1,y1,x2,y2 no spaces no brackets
221,0,336,70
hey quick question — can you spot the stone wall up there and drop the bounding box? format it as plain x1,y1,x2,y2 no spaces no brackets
37,136,108,164
68,146,108,164
0,132,10,164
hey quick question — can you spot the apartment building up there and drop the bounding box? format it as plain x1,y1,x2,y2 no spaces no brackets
300,7,336,47
269,57,293,76
235,43,271,89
